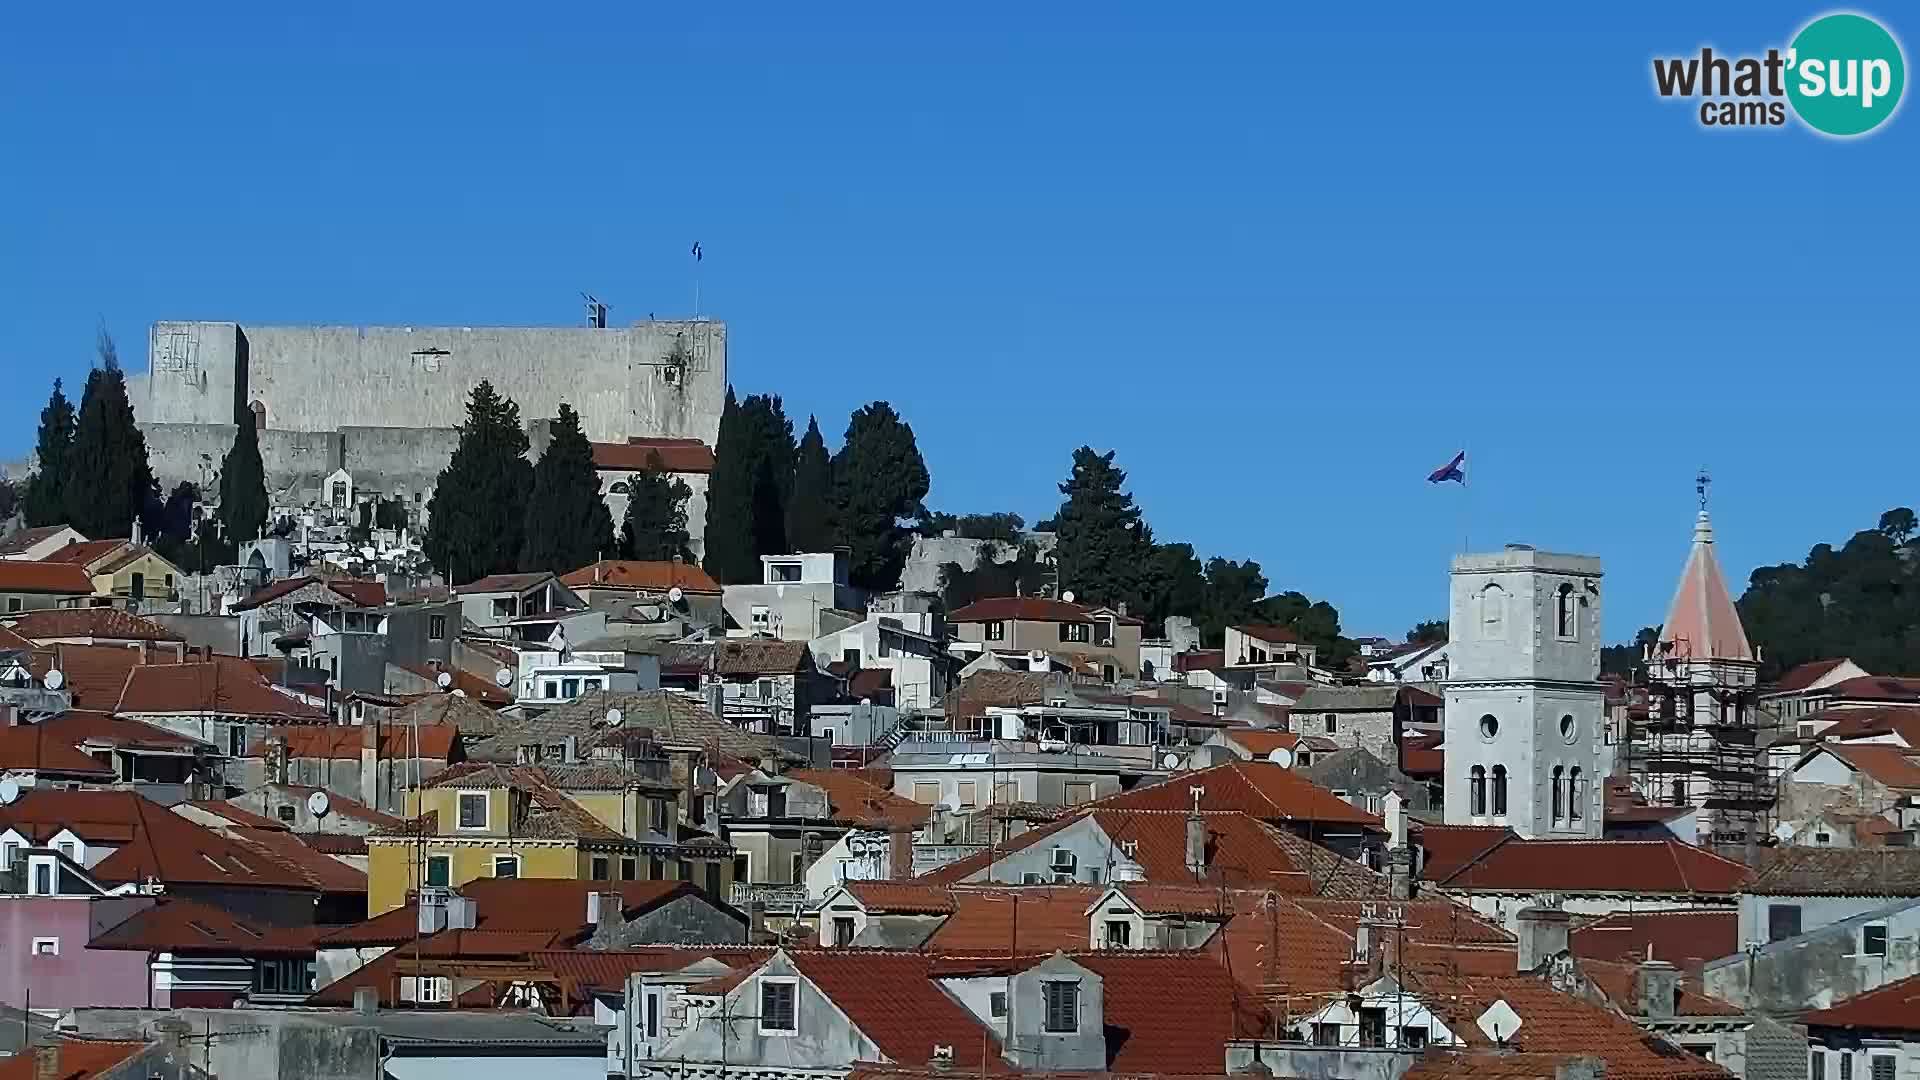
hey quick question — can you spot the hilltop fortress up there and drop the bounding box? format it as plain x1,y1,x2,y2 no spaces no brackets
130,319,728,509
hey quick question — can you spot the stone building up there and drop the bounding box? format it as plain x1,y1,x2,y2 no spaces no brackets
131,319,728,509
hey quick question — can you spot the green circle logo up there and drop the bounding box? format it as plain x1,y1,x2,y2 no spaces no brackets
1787,13,1906,136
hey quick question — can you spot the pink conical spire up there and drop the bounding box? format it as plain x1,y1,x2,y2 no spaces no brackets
1661,510,1753,662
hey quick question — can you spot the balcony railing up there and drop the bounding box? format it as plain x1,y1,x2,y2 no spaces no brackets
730,883,810,913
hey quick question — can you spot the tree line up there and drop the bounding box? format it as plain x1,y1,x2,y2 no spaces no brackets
20,333,266,571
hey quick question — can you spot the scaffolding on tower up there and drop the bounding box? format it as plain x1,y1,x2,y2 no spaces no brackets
1626,632,1779,852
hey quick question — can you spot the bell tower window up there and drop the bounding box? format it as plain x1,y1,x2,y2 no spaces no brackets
1478,585,1506,641
1491,765,1508,818
1555,584,1577,640
1551,766,1566,823
1469,766,1486,817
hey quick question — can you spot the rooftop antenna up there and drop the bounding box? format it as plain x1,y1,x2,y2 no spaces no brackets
582,293,608,329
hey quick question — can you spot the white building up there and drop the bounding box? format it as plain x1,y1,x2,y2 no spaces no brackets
720,551,861,641
1442,545,1606,839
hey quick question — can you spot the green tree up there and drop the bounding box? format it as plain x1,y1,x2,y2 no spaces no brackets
830,401,930,591
22,379,76,527
702,390,796,582
921,511,1027,543
742,394,795,560
1408,620,1449,645
1878,507,1917,544
1259,590,1355,670
520,404,615,574
1051,447,1153,611
424,381,532,583
375,497,409,532
939,541,1053,610
787,415,835,553
218,405,269,548
0,478,18,524
65,335,156,540
1600,625,1661,677
621,452,695,562
1198,557,1268,646
1141,541,1208,636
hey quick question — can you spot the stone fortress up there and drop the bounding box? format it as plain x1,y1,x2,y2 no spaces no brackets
129,319,728,514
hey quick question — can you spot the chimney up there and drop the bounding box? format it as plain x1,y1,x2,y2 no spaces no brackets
589,891,629,948
0,704,17,727
266,733,290,784
888,828,914,880
361,719,381,811
33,1044,59,1080
1634,958,1681,1020
1555,1058,1606,1080
1384,791,1407,849
1185,801,1208,875
1514,905,1572,972
354,986,379,1016
418,887,449,934
759,750,780,777
564,734,579,763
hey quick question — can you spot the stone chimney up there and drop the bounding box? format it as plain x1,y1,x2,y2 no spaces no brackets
361,719,381,811
33,1043,59,1080
1185,801,1208,876
1514,905,1571,972
589,891,628,948
354,987,379,1015
1634,958,1681,1020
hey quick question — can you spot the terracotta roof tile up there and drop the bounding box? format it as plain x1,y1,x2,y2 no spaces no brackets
40,710,209,752
1803,971,1920,1030
1233,624,1301,645
456,571,553,594
1400,732,1446,775
531,946,771,993
0,789,317,891
786,951,1000,1068
0,560,95,594
1436,839,1748,895
179,801,288,830
1824,675,1920,703
591,438,716,474
1087,760,1383,829
232,575,387,611
5,608,183,642
248,722,456,761
89,897,308,954
227,825,369,893
0,1039,150,1080
1772,659,1852,693
1219,729,1305,757
1818,743,1920,790
713,638,814,675
923,886,1104,955
39,539,129,567
949,596,1144,626
562,559,721,594
1746,846,1920,896
1413,824,1517,881
1071,951,1267,1071
788,768,931,831
396,663,512,705
1569,909,1737,971
0,725,119,777
118,657,328,720
0,524,83,557
1578,958,1742,1017
28,644,144,711
841,881,960,915
1806,706,1920,745
264,784,407,830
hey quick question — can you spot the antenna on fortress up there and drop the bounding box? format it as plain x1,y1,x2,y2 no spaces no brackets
582,293,608,329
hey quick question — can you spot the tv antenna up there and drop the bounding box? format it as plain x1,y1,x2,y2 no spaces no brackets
582,293,608,329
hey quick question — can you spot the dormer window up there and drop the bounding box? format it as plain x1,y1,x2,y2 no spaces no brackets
1042,980,1080,1034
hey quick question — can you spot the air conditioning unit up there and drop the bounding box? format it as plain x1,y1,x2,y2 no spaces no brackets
1051,847,1077,872
1022,872,1044,885
1212,689,1229,705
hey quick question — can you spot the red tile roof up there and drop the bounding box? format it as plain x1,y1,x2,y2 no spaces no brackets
4,608,184,643
1400,732,1445,775
1569,909,1737,971
840,881,961,915
456,571,554,594
89,897,309,954
1087,760,1383,829
531,946,772,993
0,524,83,557
1578,958,1741,1017
1807,706,1920,745
591,437,717,474
1414,824,1517,881
38,710,209,753
1435,839,1750,895
0,560,95,594
789,768,931,831
785,951,1000,1068
28,643,146,710
0,725,119,777
1803,971,1920,1030
232,575,386,611
227,825,369,894
1233,624,1301,645
1054,952,1267,1071
264,784,407,830
39,539,128,567
921,886,1103,955
1219,729,1305,757
0,789,317,891
1818,743,1920,790
562,559,722,594
318,878,724,949
1825,675,1920,703
179,801,288,830
308,929,577,1006
1771,658,1852,693
396,663,511,705
0,1040,150,1080
1172,649,1226,674
948,596,1143,626
118,657,328,720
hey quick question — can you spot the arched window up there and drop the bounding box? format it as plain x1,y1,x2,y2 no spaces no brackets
1670,777,1687,806
1551,766,1565,822
609,481,631,495
249,399,267,430
1555,584,1576,639
1479,585,1507,641
1569,767,1584,822
1491,765,1508,817
1469,766,1487,817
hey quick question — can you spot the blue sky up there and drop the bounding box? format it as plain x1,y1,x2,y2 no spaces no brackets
2,3,1914,641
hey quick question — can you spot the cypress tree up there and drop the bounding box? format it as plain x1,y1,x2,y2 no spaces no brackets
739,394,795,560
1051,446,1153,610
702,388,754,583
424,381,532,584
218,405,269,548
829,401,930,592
22,379,76,527
621,452,694,562
520,403,615,573
787,415,835,553
65,334,156,540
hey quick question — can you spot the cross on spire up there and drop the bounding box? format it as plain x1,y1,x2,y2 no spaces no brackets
1696,467,1712,511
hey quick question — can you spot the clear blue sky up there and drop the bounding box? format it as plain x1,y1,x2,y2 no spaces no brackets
3,3,1914,641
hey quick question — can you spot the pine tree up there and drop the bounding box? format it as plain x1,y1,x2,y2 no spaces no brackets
702,388,754,582
787,415,835,553
621,452,694,562
1051,446,1152,610
830,401,930,592
424,381,532,583
218,405,268,548
65,335,156,540
520,404,615,573
22,379,76,527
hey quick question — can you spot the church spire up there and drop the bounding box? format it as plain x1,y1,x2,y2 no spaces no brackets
1661,469,1753,663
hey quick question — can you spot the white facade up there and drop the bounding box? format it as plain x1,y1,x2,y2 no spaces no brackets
808,612,943,710
1442,546,1606,839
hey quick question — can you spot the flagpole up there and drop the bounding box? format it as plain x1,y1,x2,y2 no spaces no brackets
1460,445,1471,554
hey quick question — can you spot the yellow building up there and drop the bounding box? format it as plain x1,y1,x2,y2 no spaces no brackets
40,539,186,610
365,762,736,914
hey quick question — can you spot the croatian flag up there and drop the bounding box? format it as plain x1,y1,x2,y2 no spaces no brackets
1427,450,1466,484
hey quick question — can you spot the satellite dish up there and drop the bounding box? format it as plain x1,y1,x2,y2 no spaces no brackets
493,667,513,688
605,708,624,728
1267,747,1296,768
667,586,685,604
1160,752,1181,769
452,689,467,698
1772,821,1797,842
1061,590,1076,604
0,778,18,805
1476,999,1523,1044
436,671,454,690
306,790,331,818
43,669,64,691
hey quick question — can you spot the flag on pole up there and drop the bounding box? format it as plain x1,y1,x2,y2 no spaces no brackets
1427,450,1466,484
691,242,703,262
